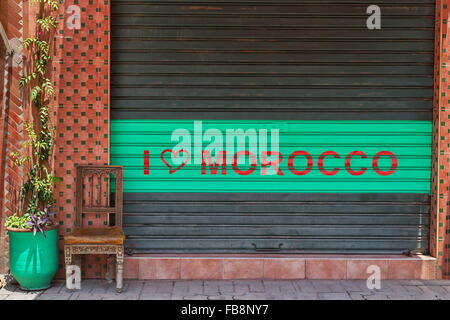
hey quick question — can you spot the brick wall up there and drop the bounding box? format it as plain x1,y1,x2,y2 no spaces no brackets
0,0,23,275
431,0,450,279
0,0,6,276
0,0,110,279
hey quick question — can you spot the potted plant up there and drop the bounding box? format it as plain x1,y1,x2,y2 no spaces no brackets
3,0,60,291
5,209,59,290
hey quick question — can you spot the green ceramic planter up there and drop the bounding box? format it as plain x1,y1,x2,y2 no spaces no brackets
7,225,59,291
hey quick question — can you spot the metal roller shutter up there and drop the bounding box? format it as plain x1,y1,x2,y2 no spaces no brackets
110,0,434,254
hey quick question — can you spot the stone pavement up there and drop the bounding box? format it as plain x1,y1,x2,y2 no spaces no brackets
1,279,450,300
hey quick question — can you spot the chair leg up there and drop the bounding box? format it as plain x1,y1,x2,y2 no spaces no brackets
105,255,115,283
64,247,72,266
74,255,82,274
65,247,74,290
116,248,124,293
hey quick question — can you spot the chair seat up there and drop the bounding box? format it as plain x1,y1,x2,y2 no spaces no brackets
65,226,125,245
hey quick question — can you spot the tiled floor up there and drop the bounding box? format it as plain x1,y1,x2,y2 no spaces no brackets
1,279,450,300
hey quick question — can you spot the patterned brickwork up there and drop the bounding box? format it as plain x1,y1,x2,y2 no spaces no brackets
51,0,110,279
431,0,450,279
0,0,23,275
434,0,450,279
0,1,6,275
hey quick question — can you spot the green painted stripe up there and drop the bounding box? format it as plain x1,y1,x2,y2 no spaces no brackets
110,120,432,194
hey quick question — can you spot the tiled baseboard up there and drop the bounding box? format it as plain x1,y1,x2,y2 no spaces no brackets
122,254,437,280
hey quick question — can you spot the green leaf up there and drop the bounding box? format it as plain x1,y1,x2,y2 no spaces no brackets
31,86,42,101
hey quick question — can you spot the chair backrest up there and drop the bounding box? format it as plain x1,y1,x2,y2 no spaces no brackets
75,165,123,228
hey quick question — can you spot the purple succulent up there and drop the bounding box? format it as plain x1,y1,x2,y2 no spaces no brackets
25,206,56,238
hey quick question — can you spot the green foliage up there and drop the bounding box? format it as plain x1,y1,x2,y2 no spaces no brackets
4,213,32,230
36,16,58,32
6,0,60,232
42,78,54,97
31,0,59,10
31,85,41,101
19,72,36,88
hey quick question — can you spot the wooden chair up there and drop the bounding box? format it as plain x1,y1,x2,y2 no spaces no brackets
64,165,125,292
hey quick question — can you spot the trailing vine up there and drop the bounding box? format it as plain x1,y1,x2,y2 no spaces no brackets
10,0,60,222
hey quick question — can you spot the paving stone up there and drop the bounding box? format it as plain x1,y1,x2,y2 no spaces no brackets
417,285,447,296
15,288,44,295
123,281,145,295
203,280,234,294
142,281,160,294
422,280,450,286
276,281,298,295
173,281,190,295
411,294,440,300
123,292,143,299
365,289,386,296
43,281,65,294
104,285,124,294
140,293,172,300
207,295,235,300
262,280,282,294
232,281,250,294
293,293,319,300
183,294,208,300
276,295,300,300
440,286,450,293
203,282,220,294
101,295,124,300
187,281,204,295
142,280,172,294
314,280,345,287
293,280,317,293
233,293,279,300
312,280,346,293
102,293,139,300
265,284,297,295
377,282,394,292
339,280,372,292
6,294,39,300
0,294,9,300
173,281,190,287
90,281,113,294
387,294,414,300
0,283,20,294
70,293,104,300
242,280,265,293
348,292,366,300
216,281,235,294
36,293,72,300
363,294,389,300
77,280,101,293
318,292,351,300
396,280,425,286
402,285,424,296
379,284,409,295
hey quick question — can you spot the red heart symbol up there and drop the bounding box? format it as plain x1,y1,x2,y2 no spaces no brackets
160,149,191,174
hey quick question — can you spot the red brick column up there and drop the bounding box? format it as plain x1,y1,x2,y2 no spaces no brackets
0,0,23,275
52,0,110,279
431,0,450,279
